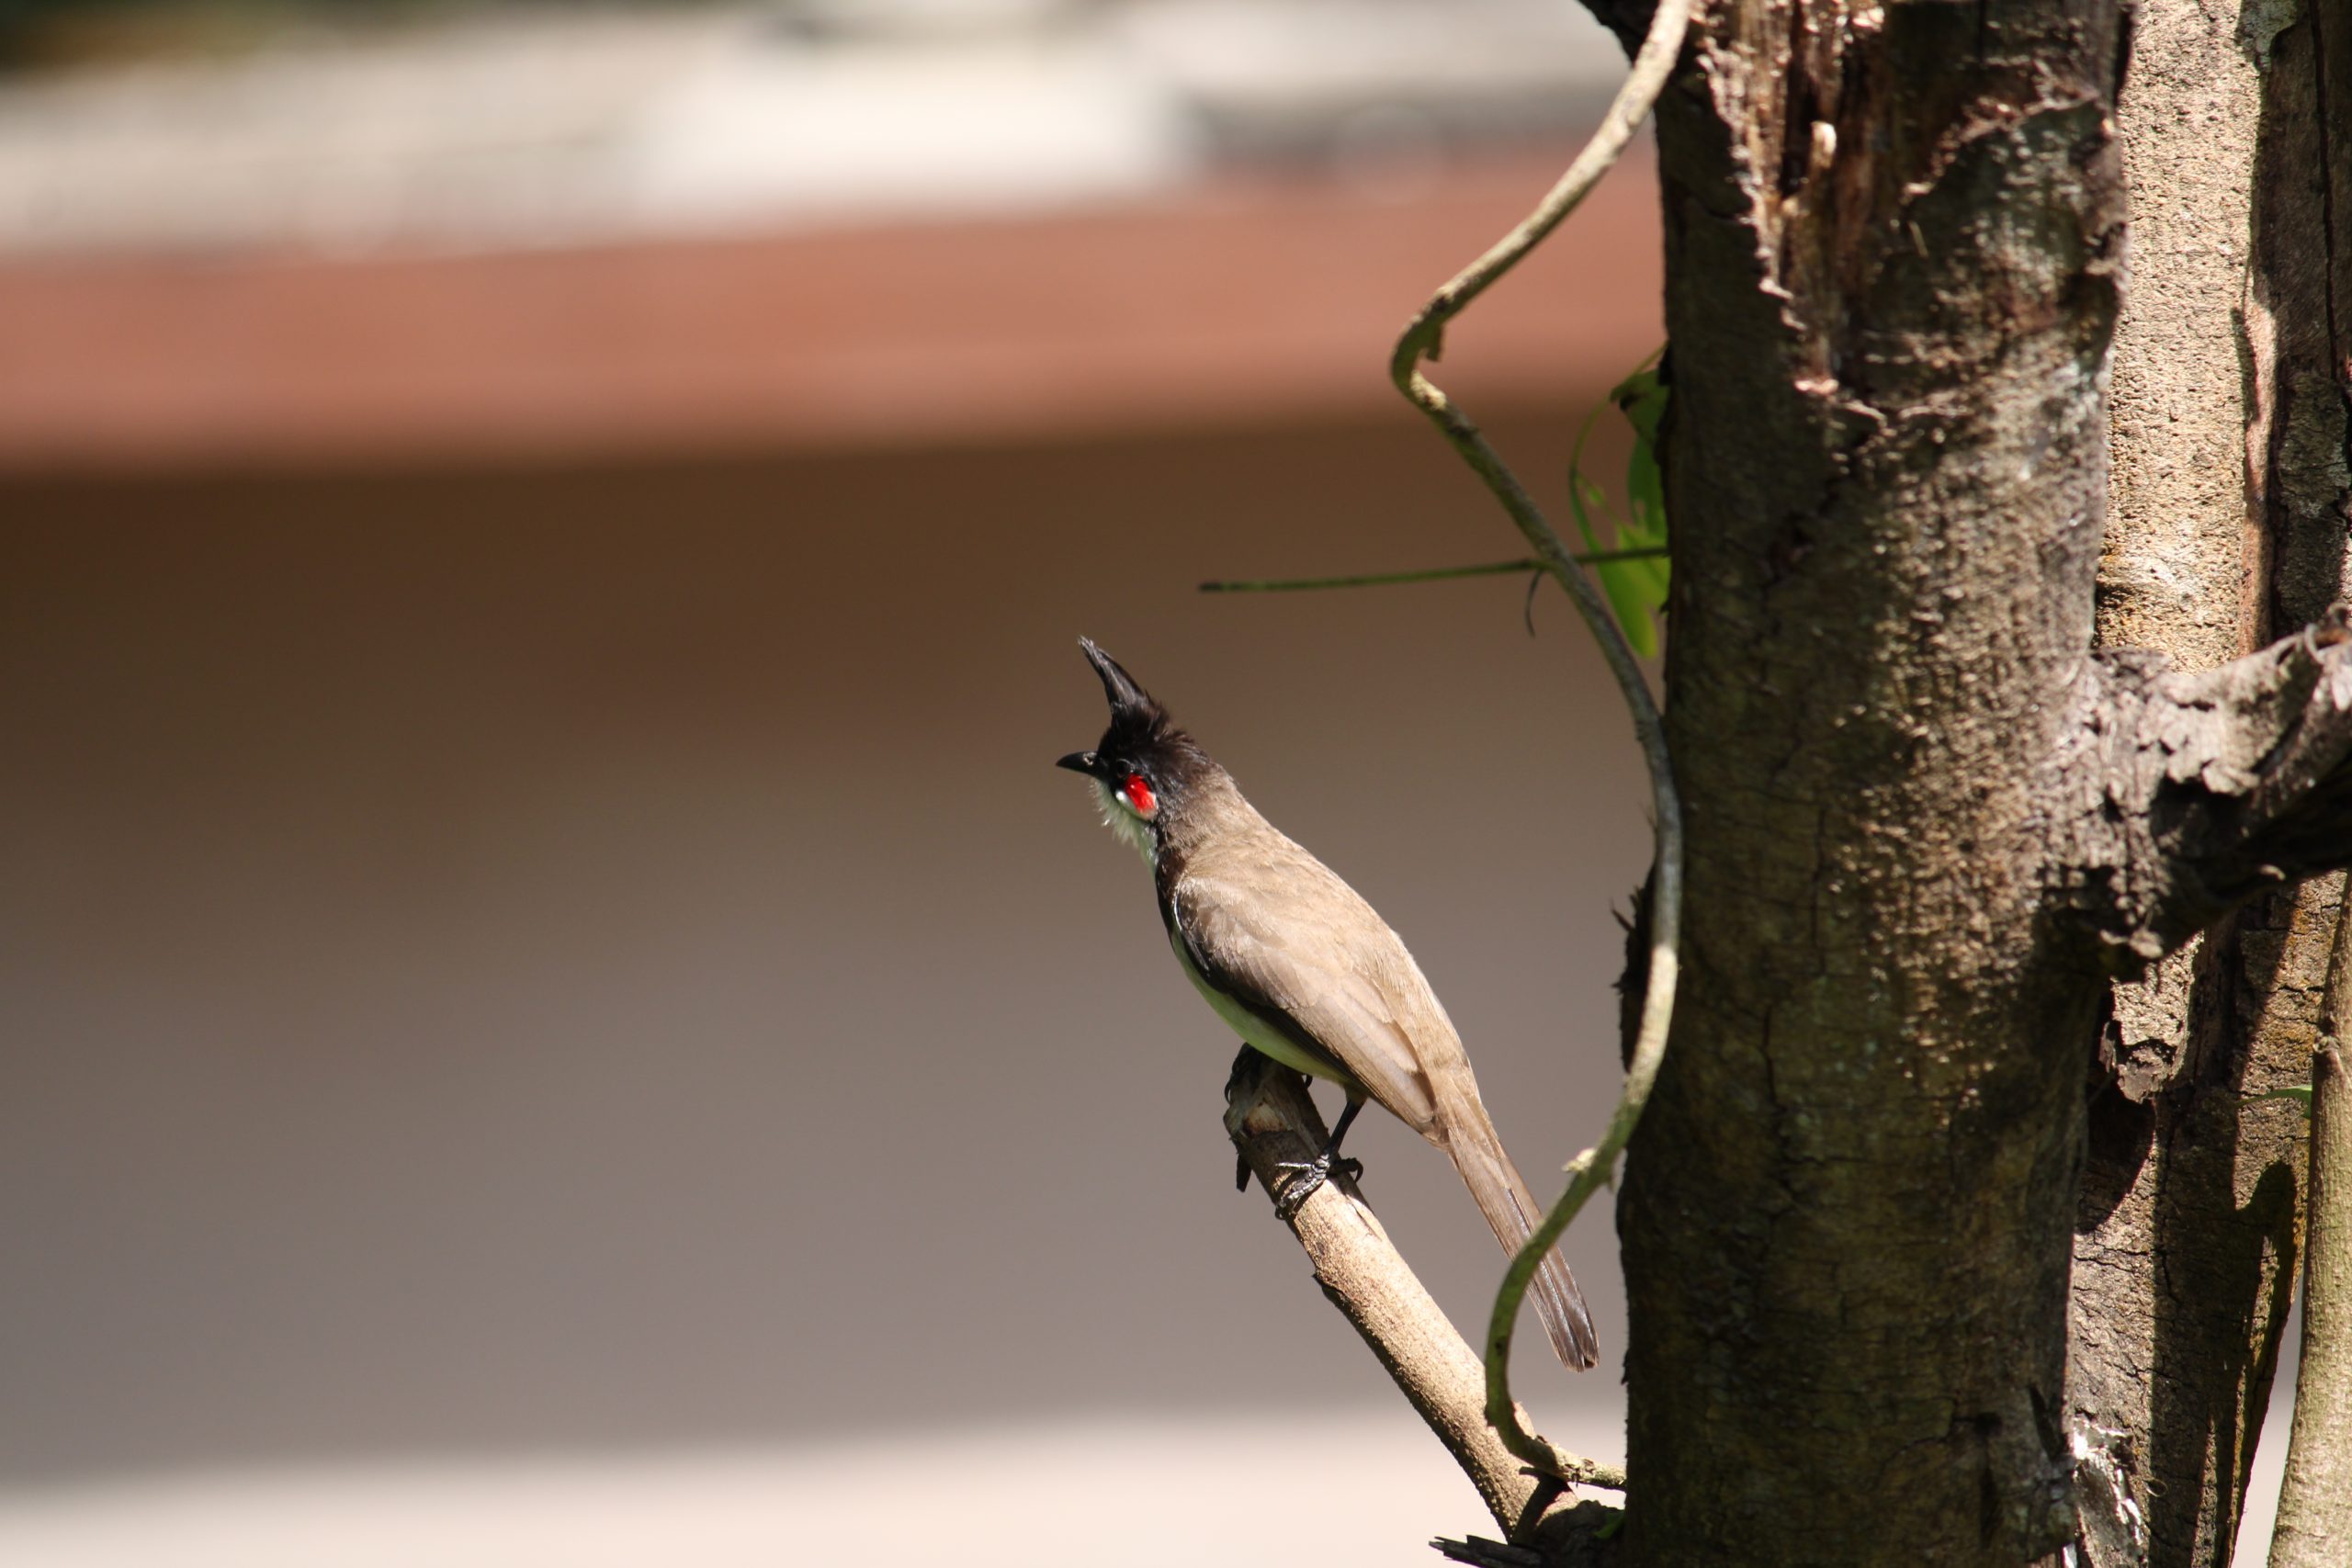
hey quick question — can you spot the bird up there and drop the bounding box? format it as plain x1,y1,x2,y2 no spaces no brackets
1057,637,1598,1371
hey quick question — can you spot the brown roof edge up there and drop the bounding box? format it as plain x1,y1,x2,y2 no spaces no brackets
0,148,1663,473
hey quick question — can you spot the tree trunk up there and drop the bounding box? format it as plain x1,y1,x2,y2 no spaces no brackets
1406,0,2352,1559
1610,0,2350,1556
1622,4,2129,1560
2070,3,2352,1563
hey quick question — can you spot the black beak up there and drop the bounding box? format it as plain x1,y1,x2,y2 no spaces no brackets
1057,750,1102,776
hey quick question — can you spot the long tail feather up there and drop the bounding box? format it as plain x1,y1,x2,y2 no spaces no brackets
1442,1107,1600,1371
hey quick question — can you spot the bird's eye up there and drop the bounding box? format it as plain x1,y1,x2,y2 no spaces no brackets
1123,774,1157,815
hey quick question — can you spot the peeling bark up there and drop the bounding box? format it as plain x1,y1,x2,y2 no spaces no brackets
2052,616,2352,963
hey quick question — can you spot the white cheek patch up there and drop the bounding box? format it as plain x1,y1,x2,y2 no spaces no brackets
1089,778,1157,863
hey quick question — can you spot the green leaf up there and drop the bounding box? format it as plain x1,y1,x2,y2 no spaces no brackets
1566,352,1670,654
1569,472,1611,558
1599,556,1660,656
1622,504,1669,604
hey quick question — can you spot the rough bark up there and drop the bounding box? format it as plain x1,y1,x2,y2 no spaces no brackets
1623,3,2130,1561
2070,885,2329,1567
2069,2,2352,1562
1532,0,2352,1558
1610,0,2352,1559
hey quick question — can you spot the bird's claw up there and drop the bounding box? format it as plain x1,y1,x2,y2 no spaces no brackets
1270,1149,1363,1220
1272,1156,1326,1220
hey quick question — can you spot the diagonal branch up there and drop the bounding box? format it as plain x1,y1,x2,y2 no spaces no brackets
1221,1057,1623,1543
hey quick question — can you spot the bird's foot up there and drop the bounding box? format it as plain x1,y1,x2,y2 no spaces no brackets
1270,1149,1364,1220
1271,1156,1326,1220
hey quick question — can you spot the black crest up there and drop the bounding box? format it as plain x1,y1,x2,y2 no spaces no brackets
1058,637,1219,801
1078,637,1172,756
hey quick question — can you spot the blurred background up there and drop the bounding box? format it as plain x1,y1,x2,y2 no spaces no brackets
0,2,2296,1564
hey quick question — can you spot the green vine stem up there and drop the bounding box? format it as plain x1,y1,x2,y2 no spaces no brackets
1199,548,1666,595
1388,0,1696,1481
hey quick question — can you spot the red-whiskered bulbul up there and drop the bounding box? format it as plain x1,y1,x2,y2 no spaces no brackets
1057,638,1599,1371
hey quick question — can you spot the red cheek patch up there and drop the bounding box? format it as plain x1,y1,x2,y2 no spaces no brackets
1123,775,1157,815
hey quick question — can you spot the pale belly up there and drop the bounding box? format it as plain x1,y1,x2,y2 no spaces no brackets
1169,929,1366,1094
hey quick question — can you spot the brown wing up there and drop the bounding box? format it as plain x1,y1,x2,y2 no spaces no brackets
1165,839,1446,1134
1166,817,1600,1371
